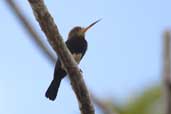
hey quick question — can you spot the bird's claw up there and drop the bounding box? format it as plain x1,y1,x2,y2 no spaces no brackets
79,69,83,73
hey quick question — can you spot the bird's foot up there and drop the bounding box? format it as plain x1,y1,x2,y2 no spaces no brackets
79,68,83,73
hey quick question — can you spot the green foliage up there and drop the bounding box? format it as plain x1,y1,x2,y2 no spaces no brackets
122,86,162,114
99,85,162,114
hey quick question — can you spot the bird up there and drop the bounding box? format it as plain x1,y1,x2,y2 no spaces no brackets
45,19,101,101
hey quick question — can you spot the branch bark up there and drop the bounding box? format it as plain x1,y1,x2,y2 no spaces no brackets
163,30,171,114
27,0,95,114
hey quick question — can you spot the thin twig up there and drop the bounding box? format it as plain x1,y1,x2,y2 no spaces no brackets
5,0,56,65
27,0,95,114
91,94,119,114
163,30,171,114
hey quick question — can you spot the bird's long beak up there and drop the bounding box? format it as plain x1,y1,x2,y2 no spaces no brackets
82,19,101,33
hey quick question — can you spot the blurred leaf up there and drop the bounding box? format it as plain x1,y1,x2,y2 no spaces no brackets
122,85,162,114
98,85,162,114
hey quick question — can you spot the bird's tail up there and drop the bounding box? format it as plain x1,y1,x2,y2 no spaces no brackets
45,79,61,101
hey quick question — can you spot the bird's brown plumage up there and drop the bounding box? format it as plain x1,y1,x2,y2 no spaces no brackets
45,20,100,101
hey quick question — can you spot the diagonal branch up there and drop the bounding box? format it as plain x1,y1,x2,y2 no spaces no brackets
27,0,95,114
6,1,117,114
6,1,120,114
5,0,56,65
163,30,171,114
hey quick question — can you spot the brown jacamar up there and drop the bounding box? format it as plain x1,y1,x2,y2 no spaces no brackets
45,19,101,101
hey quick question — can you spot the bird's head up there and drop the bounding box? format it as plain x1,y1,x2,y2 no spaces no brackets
68,19,101,39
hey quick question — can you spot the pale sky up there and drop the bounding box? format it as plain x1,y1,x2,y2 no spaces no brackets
0,0,171,114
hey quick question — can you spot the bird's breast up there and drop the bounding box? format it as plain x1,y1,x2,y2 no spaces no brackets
66,38,87,54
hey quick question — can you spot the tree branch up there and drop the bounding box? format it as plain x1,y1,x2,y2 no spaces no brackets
163,30,171,114
5,0,56,65
6,1,116,114
27,0,95,114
